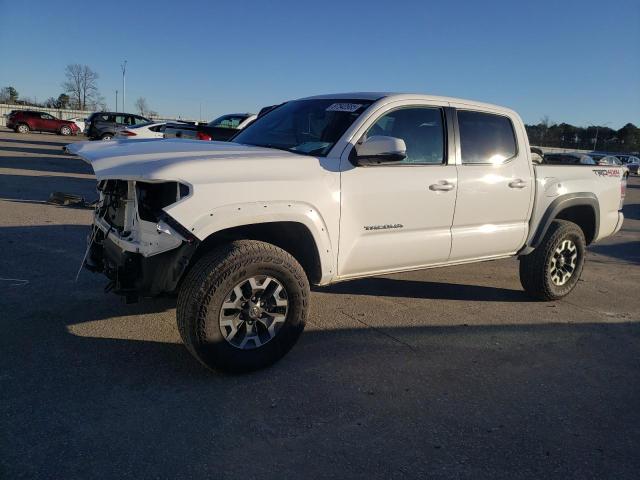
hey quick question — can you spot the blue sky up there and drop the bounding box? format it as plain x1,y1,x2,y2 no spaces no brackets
0,0,638,127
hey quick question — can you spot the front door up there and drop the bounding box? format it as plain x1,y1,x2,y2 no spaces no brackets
338,104,458,278
39,113,58,132
449,108,534,261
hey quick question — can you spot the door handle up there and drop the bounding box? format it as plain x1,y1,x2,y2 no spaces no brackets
429,181,455,192
508,179,527,189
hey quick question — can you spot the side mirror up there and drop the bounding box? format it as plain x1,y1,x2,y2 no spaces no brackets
354,136,407,165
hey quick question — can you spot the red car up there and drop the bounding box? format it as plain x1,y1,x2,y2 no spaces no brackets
6,110,79,136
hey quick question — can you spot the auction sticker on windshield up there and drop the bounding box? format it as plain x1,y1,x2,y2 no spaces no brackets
326,103,364,112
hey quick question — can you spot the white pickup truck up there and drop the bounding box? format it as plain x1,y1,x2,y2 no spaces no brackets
69,93,626,372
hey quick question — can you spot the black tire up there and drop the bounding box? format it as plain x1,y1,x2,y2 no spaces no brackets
101,133,113,140
15,123,29,134
177,240,309,373
59,125,72,136
519,220,586,301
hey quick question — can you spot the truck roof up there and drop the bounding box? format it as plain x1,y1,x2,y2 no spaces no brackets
300,92,516,115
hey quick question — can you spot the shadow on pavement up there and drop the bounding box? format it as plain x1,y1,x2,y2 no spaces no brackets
319,276,532,302
0,153,93,176
622,202,640,220
0,136,76,147
0,173,97,203
1,223,639,478
590,240,640,264
0,145,74,157
2,292,639,478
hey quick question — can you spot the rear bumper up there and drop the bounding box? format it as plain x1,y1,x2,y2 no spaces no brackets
612,211,624,236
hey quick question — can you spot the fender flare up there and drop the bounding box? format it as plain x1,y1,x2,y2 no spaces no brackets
528,192,599,249
188,201,335,283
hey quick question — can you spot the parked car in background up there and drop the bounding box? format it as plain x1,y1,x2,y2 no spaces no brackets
543,152,596,165
6,110,79,136
530,147,544,164
617,155,640,175
115,121,174,139
85,112,150,140
591,154,628,177
590,153,621,165
67,117,86,133
163,113,256,141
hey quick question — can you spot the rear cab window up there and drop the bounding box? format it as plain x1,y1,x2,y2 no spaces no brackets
458,110,517,164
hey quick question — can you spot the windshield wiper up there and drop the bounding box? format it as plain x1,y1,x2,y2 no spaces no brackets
250,143,296,153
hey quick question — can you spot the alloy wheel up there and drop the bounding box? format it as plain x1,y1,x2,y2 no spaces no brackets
219,275,289,350
549,239,578,286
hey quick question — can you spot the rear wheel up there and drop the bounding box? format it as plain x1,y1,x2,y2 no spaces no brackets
101,133,113,141
177,240,309,373
519,220,586,300
60,125,72,136
16,123,29,134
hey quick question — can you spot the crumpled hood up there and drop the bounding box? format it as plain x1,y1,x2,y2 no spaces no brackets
66,138,303,183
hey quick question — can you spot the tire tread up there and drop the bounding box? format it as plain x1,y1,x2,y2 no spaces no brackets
176,240,309,372
519,219,585,301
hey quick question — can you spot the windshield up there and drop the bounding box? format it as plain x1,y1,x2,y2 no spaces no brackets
209,114,249,129
232,99,373,156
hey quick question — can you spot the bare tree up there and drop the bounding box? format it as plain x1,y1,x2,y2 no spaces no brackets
135,97,149,116
62,64,100,110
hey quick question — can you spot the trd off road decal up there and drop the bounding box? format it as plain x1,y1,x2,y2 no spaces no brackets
592,168,621,177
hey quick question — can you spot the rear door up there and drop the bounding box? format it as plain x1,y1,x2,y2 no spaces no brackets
449,108,534,261
114,114,129,127
29,112,45,131
338,101,458,278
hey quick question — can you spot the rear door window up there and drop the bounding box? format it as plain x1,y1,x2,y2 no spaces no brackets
458,111,517,164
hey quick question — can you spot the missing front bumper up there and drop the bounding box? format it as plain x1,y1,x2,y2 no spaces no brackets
86,231,197,302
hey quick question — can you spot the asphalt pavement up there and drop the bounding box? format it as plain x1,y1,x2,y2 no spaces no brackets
1,128,639,479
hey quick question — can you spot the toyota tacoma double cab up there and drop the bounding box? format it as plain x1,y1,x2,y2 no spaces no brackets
68,93,626,373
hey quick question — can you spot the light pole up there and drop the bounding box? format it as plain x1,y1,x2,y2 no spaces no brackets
115,90,118,111
120,60,127,112
592,121,611,152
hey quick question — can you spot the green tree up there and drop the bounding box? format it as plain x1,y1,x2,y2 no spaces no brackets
57,93,70,109
0,86,19,103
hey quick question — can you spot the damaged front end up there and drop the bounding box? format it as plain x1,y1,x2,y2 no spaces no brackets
85,179,198,302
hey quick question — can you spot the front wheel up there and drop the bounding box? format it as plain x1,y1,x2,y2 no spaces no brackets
177,240,309,373
60,125,72,136
519,220,586,300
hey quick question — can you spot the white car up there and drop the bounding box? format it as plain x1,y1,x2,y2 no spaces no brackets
68,117,86,133
68,92,626,373
115,121,168,139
